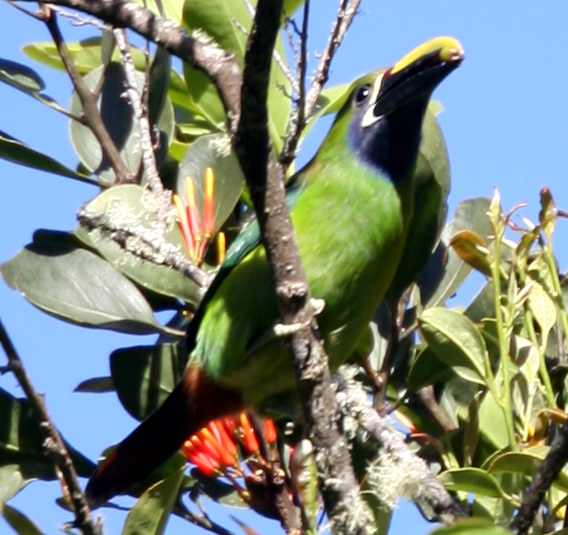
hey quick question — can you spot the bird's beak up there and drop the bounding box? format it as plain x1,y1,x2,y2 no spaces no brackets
364,36,464,125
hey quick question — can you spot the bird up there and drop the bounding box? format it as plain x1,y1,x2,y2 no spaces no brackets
86,36,464,506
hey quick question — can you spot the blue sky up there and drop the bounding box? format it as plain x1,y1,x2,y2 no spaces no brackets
1,1,568,534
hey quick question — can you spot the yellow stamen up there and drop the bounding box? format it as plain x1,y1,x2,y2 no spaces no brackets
216,232,226,265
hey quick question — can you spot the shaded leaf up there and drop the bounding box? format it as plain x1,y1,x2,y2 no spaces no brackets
407,347,454,392
123,464,185,535
1,230,171,335
189,469,246,508
110,343,187,421
74,377,114,393
488,446,568,493
0,388,95,480
69,63,174,185
424,198,494,307
76,184,203,307
418,308,488,386
0,504,44,535
0,130,96,184
175,134,245,238
0,57,69,115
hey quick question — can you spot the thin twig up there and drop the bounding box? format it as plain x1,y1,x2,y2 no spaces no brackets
511,420,568,534
113,29,163,193
304,0,362,119
279,0,309,168
21,0,243,133
0,319,101,535
38,5,135,184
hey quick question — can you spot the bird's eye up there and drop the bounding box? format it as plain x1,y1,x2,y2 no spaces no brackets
355,84,371,106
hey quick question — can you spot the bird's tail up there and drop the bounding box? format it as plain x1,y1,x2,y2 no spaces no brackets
85,365,243,507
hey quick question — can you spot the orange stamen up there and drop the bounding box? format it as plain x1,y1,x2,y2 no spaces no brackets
185,176,202,258
264,419,277,445
239,413,259,453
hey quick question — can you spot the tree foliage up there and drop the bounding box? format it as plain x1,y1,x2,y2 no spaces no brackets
1,1,568,534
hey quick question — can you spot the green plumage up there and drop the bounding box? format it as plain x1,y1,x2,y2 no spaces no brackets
86,37,464,506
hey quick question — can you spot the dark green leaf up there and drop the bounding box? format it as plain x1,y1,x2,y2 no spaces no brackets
423,198,494,307
149,47,172,128
74,377,115,393
0,130,96,184
0,388,95,480
0,57,44,92
0,504,44,535
189,469,246,508
1,230,171,335
111,343,187,421
407,347,454,392
123,464,185,535
69,63,174,185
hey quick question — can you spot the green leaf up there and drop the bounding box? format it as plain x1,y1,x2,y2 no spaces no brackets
69,63,174,186
418,307,488,386
149,47,172,128
76,184,203,307
429,519,513,535
527,277,557,347
0,388,96,480
1,230,171,335
0,465,29,504
424,198,494,307
0,57,44,92
0,504,44,535
111,343,187,421
438,467,510,500
0,57,69,115
24,38,108,74
488,446,568,493
0,130,96,184
123,464,185,535
407,347,454,392
176,134,245,237
188,469,246,508
182,0,291,151
74,377,115,393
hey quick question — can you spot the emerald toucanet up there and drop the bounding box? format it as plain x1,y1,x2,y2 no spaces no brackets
86,36,463,506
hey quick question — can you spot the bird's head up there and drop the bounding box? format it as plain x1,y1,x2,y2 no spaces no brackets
325,36,464,181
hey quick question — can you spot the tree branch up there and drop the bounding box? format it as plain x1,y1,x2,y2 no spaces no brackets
25,0,243,132
0,319,101,535
233,1,373,532
511,420,568,535
335,366,467,524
